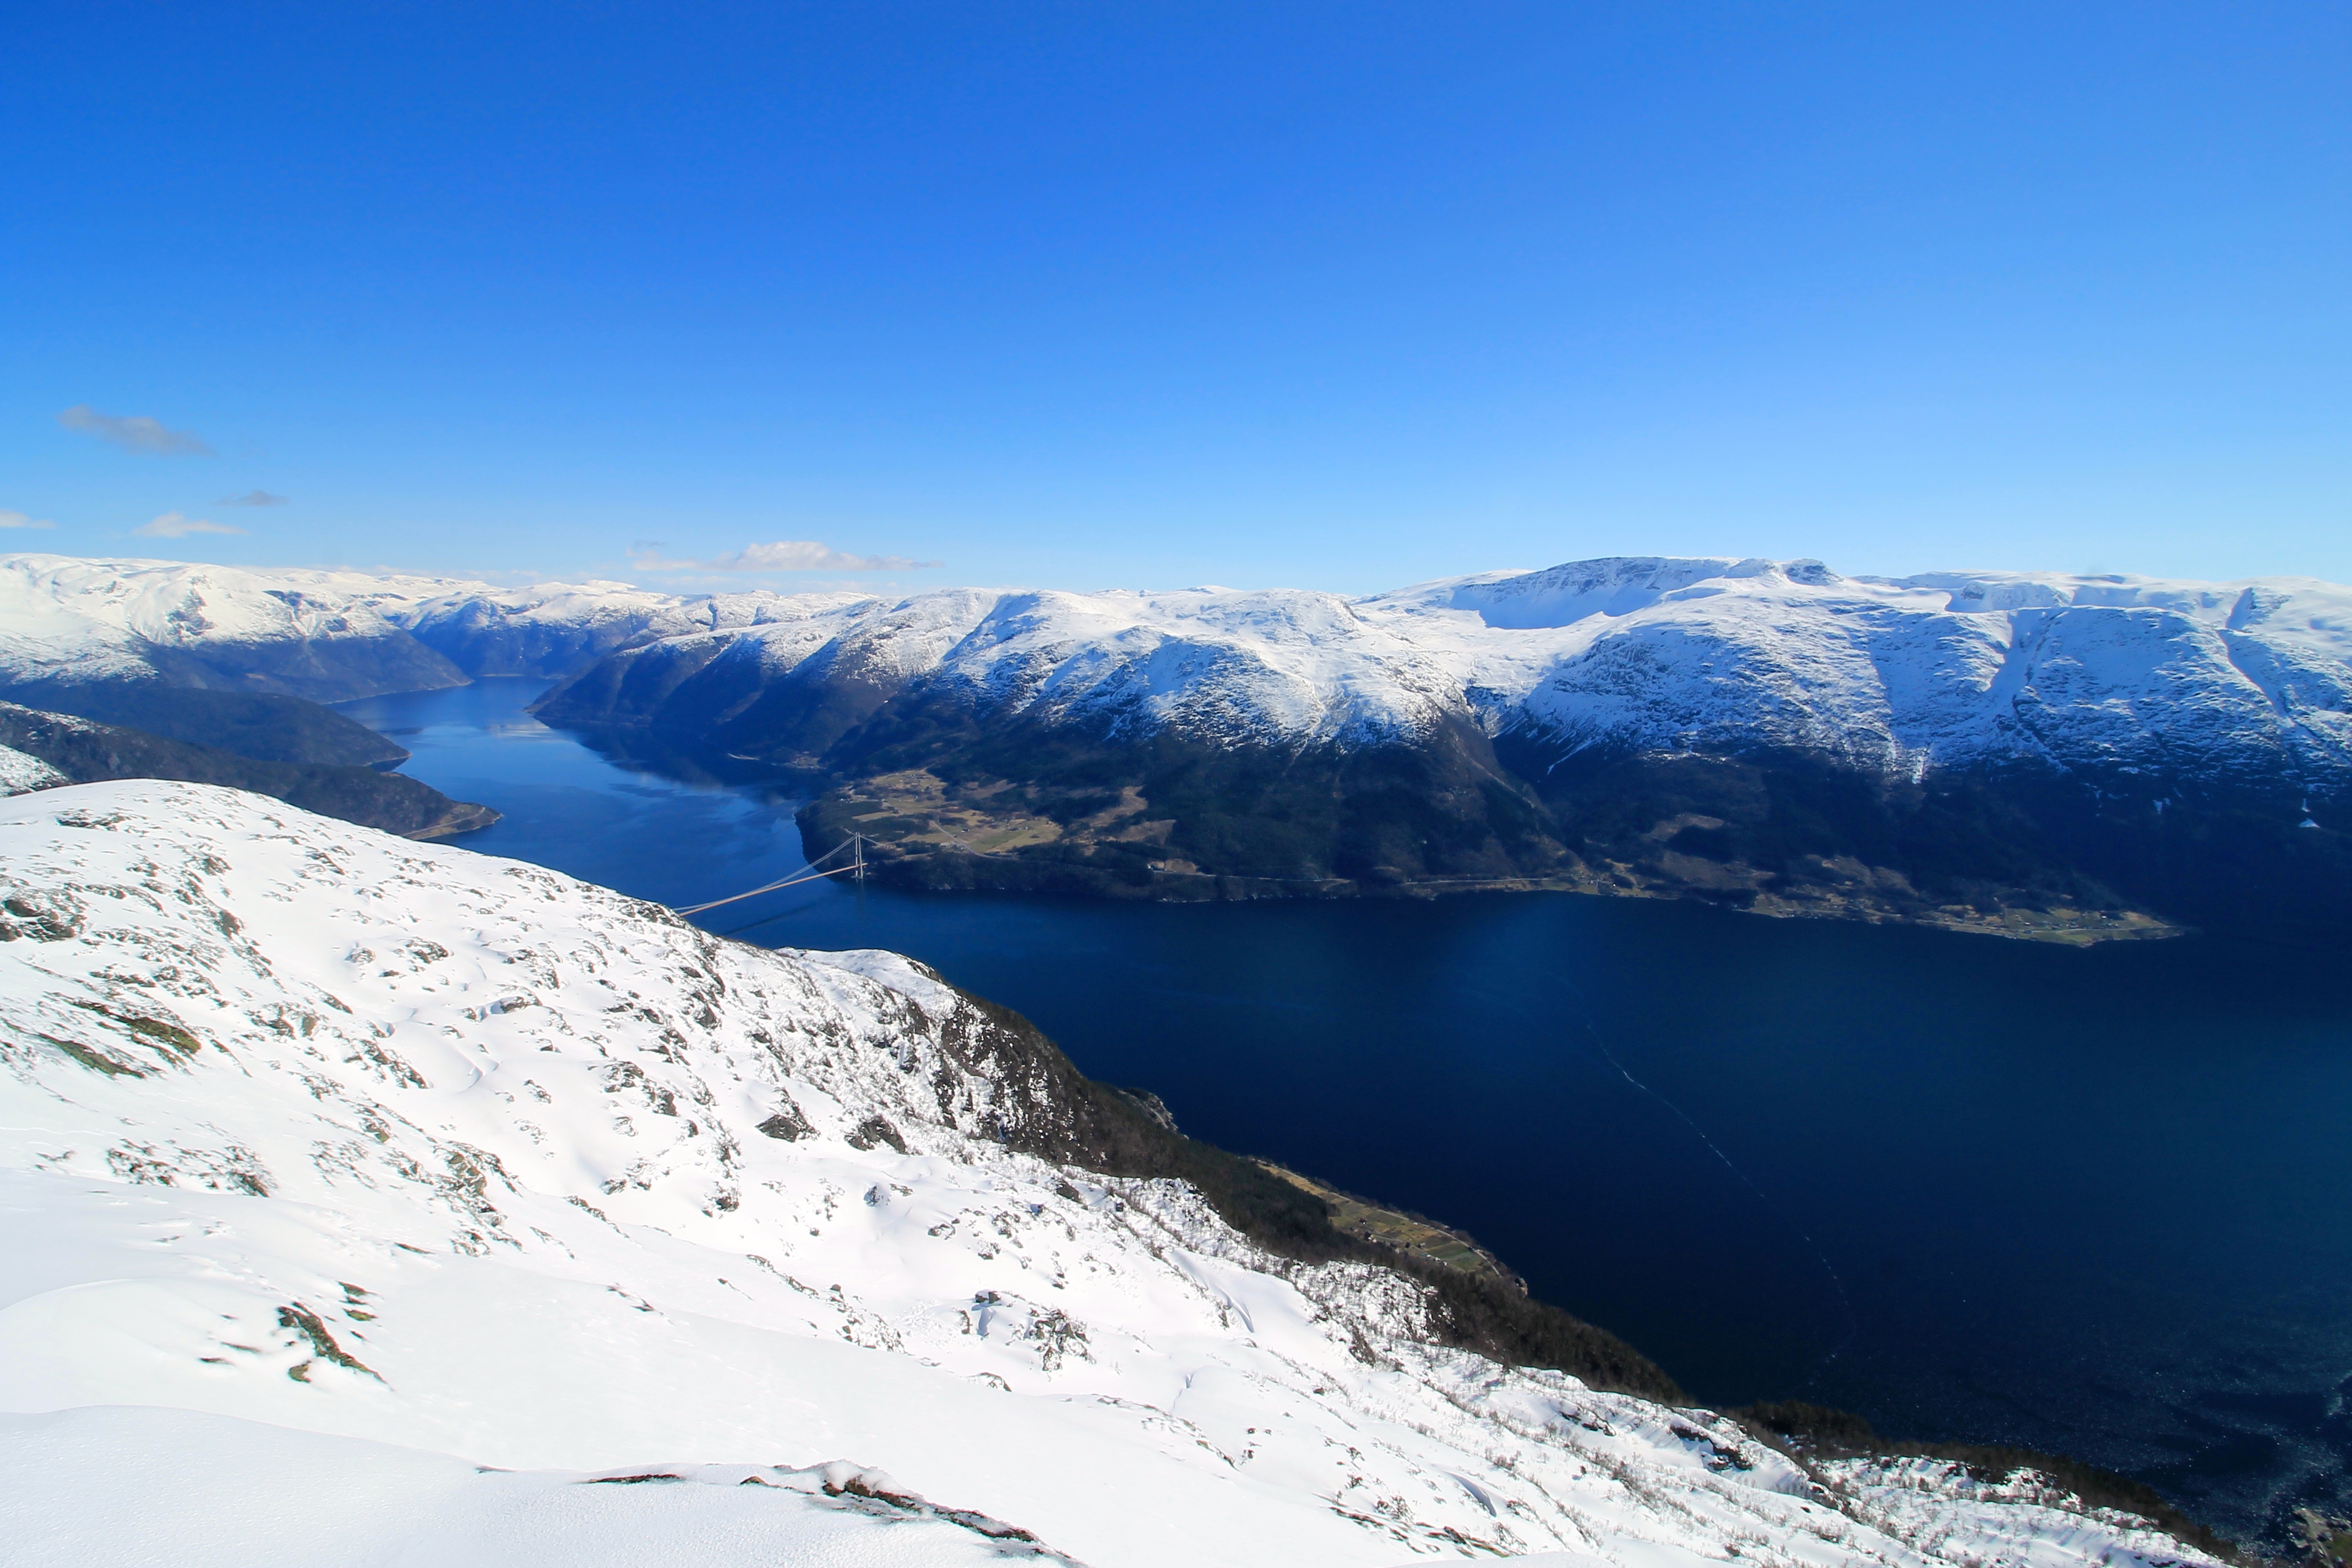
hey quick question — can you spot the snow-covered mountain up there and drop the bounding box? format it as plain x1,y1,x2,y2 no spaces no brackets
385,580,879,680
0,782,2230,1565
0,554,750,701
10,550,2344,792
0,554,469,702
539,556,2352,790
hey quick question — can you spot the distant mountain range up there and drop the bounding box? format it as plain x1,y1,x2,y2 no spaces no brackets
0,552,857,701
4,551,2345,941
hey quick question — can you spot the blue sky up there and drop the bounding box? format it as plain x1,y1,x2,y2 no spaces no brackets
3,3,2345,593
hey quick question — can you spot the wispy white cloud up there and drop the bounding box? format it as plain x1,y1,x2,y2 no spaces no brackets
217,489,288,507
625,571,905,598
57,405,215,456
134,511,246,538
631,540,943,573
0,509,57,530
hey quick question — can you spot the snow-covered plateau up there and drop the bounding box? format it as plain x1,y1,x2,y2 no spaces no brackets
0,782,2234,1566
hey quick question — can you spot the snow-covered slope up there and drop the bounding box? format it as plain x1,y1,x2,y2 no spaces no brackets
0,555,815,700
1395,558,2352,783
538,557,2352,793
0,554,872,700
0,783,2228,1566
383,580,879,679
0,743,67,795
0,554,470,701
2,1406,1060,1567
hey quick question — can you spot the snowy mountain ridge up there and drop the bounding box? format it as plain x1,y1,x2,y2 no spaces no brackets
0,553,466,699
0,553,832,700
535,554,2352,791
8,550,2346,792
0,782,2230,1565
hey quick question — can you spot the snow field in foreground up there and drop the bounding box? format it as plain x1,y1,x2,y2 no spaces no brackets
0,782,2231,1567
0,1406,1051,1567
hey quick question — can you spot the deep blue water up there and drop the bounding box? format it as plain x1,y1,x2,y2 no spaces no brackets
343,679,2352,1545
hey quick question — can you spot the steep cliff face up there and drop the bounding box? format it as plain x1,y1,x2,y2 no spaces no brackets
0,783,2231,1566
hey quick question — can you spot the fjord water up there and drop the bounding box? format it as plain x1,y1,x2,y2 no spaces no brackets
346,680,2352,1544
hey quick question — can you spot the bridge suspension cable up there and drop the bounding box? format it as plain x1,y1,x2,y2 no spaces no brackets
672,834,867,917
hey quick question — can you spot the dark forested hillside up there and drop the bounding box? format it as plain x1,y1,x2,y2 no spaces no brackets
0,681,409,768
0,703,494,839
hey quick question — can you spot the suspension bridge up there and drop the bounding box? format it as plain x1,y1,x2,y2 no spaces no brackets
671,833,869,917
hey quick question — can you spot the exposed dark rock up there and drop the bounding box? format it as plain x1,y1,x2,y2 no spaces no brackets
756,1099,814,1141
277,1303,381,1380
843,1114,907,1154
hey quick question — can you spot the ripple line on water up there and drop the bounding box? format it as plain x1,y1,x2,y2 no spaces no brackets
1485,980,1860,1391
